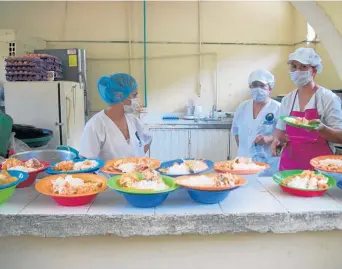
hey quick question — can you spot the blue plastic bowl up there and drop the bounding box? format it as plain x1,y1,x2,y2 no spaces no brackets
314,169,342,183
186,188,234,204
118,191,170,208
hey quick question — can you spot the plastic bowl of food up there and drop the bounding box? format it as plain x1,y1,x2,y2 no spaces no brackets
35,173,107,206
0,160,50,188
0,170,28,204
157,159,214,177
310,155,342,183
174,173,247,204
46,158,104,175
214,158,269,175
101,157,160,175
273,170,336,197
107,174,179,208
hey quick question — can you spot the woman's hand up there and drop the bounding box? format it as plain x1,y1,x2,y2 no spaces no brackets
307,119,326,132
270,138,281,156
254,135,273,145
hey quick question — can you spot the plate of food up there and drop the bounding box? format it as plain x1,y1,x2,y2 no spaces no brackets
214,157,269,175
0,170,28,204
35,173,107,206
174,173,247,204
108,169,179,208
157,159,213,177
101,157,160,175
310,155,342,183
273,170,336,197
1,158,50,188
46,158,104,174
281,116,319,130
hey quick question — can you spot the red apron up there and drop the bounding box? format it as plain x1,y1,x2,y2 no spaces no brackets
279,90,332,171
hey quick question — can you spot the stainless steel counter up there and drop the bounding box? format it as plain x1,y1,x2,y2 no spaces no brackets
143,115,233,130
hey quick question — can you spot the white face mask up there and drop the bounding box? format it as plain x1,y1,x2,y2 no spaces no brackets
124,98,140,113
289,70,312,87
251,87,269,103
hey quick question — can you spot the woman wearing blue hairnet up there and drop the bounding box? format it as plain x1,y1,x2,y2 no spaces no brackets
232,69,281,176
79,73,152,161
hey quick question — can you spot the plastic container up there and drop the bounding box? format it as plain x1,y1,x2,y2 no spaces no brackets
273,170,336,197
157,159,214,177
108,174,179,208
0,170,28,204
35,173,107,207
16,161,50,188
186,189,231,204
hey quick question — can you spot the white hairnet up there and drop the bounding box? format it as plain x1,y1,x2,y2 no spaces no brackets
287,47,323,73
248,69,275,88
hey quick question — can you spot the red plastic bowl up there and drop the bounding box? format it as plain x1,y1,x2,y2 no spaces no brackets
51,194,97,206
16,161,50,188
280,185,327,197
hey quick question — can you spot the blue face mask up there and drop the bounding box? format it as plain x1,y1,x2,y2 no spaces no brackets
251,87,269,102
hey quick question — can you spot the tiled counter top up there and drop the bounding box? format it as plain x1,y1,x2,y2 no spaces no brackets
1,176,342,237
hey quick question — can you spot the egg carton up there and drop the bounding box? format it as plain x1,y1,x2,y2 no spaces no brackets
34,54,62,65
6,73,48,82
6,70,48,75
6,66,46,72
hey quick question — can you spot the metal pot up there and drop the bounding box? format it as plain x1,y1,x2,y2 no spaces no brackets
11,149,77,163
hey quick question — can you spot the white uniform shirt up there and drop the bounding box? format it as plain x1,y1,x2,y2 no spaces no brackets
232,99,281,158
79,110,153,161
276,86,342,131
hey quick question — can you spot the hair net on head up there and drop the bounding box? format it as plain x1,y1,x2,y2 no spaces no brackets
248,69,275,88
97,73,138,105
287,47,323,73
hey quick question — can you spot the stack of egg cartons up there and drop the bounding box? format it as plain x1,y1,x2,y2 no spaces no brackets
5,55,48,81
35,54,63,81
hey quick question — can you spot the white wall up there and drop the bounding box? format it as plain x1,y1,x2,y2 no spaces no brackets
0,1,331,115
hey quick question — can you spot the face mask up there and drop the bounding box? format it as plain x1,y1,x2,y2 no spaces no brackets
251,87,269,102
289,70,312,87
124,98,140,113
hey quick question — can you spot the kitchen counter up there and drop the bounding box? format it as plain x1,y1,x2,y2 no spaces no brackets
1,175,342,269
1,175,342,237
142,113,233,129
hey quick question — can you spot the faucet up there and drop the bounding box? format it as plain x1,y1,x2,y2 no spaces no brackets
209,105,217,119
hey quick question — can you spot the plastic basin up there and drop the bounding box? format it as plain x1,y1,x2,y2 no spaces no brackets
0,185,16,204
280,185,327,197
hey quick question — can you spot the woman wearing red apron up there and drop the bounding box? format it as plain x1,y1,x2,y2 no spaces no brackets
271,48,342,171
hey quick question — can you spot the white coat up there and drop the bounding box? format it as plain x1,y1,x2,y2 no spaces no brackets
79,110,152,161
232,99,280,175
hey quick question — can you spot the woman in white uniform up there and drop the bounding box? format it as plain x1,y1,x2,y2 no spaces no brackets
79,73,152,161
232,69,280,175
271,48,342,171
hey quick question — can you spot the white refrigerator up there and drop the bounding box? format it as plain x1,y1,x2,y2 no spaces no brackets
4,81,85,150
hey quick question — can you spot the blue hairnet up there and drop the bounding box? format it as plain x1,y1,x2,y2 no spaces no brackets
97,73,138,105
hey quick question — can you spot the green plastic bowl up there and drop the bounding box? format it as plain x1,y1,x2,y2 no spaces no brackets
108,173,179,194
0,185,16,204
273,170,336,197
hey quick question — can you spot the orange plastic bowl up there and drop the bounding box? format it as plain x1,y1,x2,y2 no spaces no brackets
174,173,247,191
101,157,161,175
35,173,107,206
214,161,269,175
